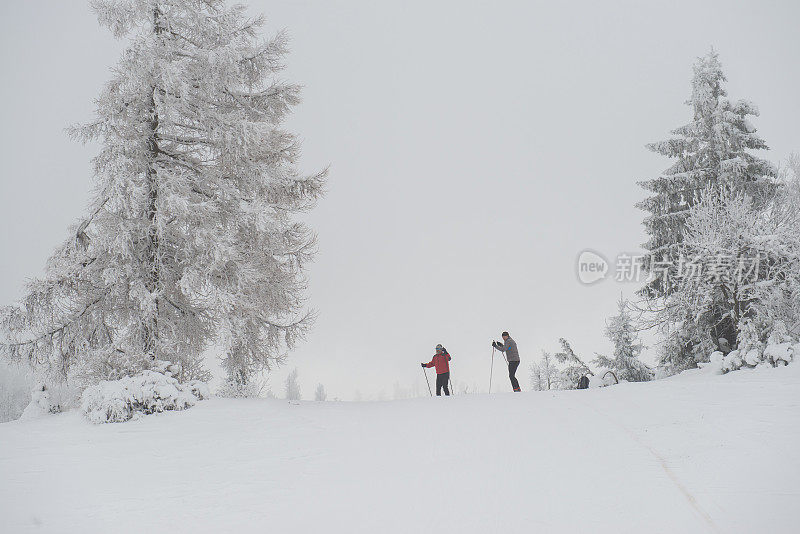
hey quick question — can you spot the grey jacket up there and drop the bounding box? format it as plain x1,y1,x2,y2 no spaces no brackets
497,337,520,362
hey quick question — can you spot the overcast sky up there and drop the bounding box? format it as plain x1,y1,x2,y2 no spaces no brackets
1,1,799,399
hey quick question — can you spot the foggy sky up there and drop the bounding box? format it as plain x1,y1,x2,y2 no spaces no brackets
1,0,799,399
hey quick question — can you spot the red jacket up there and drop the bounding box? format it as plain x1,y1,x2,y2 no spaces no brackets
425,351,451,374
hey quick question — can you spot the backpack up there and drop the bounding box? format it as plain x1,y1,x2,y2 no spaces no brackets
577,375,589,389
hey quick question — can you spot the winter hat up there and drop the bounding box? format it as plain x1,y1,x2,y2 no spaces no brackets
501,331,509,337
435,344,444,351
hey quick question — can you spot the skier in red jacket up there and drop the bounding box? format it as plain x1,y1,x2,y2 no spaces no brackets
422,344,451,396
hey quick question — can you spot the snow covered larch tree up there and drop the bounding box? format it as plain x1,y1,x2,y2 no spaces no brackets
0,0,326,386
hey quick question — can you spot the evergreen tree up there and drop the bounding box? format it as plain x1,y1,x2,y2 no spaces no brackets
314,383,327,401
638,49,775,298
529,351,559,391
593,298,653,382
284,368,301,400
553,339,593,389
529,362,545,391
1,1,325,386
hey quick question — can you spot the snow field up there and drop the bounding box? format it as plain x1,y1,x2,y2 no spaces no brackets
1,363,798,533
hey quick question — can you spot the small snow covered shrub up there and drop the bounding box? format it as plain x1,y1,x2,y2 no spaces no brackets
698,351,726,375
186,380,211,400
702,320,797,374
19,384,64,420
1,361,81,422
216,379,262,398
81,370,207,424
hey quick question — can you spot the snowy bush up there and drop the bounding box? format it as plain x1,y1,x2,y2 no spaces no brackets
216,379,263,398
19,384,65,420
720,320,797,372
698,351,726,375
185,380,211,400
0,364,79,422
721,350,744,373
81,370,207,424
700,338,796,375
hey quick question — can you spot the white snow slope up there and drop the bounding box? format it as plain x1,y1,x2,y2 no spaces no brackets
1,364,798,533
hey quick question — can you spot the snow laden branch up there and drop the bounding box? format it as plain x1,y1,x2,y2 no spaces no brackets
553,338,593,389
2,0,326,387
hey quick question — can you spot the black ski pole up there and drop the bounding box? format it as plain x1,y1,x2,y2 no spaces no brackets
422,366,432,397
489,346,495,394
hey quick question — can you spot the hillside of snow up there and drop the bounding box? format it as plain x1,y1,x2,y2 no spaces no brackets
1,364,798,533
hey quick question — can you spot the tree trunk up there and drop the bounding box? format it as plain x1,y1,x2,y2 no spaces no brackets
143,6,164,360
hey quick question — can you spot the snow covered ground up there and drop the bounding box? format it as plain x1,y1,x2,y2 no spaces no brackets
1,364,798,533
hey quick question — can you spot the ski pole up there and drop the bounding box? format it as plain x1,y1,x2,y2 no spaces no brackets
422,366,432,397
449,376,455,396
489,346,495,394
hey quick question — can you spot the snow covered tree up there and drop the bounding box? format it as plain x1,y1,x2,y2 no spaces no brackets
593,298,653,382
651,174,800,373
638,49,775,298
0,0,325,386
529,362,545,391
284,368,301,400
314,383,326,401
529,351,559,391
553,338,593,389
755,156,800,338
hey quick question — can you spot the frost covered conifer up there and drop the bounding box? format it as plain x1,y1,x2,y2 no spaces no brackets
638,49,775,298
529,351,559,391
314,383,326,401
529,362,545,392
593,298,652,382
1,0,325,386
284,368,301,400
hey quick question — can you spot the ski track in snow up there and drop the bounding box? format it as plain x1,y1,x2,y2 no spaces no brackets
578,397,720,533
1,364,798,533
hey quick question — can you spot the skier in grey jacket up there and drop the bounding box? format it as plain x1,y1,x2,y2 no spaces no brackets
492,332,521,392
